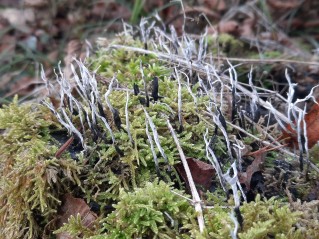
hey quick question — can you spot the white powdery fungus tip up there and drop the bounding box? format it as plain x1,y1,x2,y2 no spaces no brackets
203,129,226,191
125,91,134,146
143,107,168,164
41,58,119,151
145,118,159,169
104,76,116,113
174,67,183,129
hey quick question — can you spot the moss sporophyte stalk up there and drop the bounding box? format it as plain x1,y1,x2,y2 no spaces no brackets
1,21,319,238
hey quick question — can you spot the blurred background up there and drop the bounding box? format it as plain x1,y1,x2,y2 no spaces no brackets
0,0,318,104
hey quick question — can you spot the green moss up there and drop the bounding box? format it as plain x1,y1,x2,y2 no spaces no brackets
90,36,169,87
0,97,82,239
208,33,244,56
92,180,195,239
202,195,307,239
202,205,233,238
289,199,319,239
239,195,302,239
54,214,98,238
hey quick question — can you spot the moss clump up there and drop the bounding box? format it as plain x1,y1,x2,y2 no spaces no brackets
239,195,302,239
289,199,319,239
91,36,170,85
54,213,99,238
70,192,316,239
202,195,306,239
56,181,196,238
202,205,233,238
0,97,81,239
92,180,195,239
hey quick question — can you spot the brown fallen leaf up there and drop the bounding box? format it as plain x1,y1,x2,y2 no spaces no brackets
0,8,35,33
200,0,226,12
267,0,302,10
24,0,49,8
0,0,20,7
165,6,220,35
304,20,319,28
281,103,319,149
63,39,84,80
144,0,164,13
0,34,16,56
239,16,256,38
56,194,98,239
0,15,10,30
175,157,215,191
217,20,239,36
6,76,43,97
91,1,131,20
238,151,266,190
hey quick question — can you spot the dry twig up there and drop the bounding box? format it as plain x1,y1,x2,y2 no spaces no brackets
167,120,205,233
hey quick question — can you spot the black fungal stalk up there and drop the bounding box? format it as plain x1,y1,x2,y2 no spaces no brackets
151,76,159,101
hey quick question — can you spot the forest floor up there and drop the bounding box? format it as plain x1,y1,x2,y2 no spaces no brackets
1,0,318,101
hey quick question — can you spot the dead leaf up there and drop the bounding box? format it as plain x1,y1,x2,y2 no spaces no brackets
0,8,35,33
304,20,319,28
199,0,226,12
0,72,19,89
238,151,266,190
218,20,239,35
144,0,164,13
91,2,131,20
281,103,319,149
267,0,303,9
46,50,59,67
24,0,49,8
175,157,215,191
0,14,10,30
239,17,256,38
63,39,84,80
67,10,86,25
0,0,20,7
187,6,220,20
166,6,220,35
56,194,98,238
0,34,16,55
6,76,43,97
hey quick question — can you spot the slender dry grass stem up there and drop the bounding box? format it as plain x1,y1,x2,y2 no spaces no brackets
167,119,205,233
